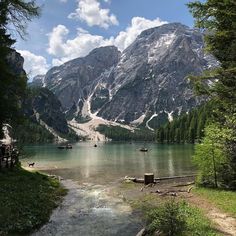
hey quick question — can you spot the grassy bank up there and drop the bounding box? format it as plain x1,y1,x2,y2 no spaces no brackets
193,187,236,217
119,182,220,236
0,167,67,235
130,196,219,235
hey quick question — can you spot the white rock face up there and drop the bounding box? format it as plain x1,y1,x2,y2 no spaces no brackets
32,23,219,132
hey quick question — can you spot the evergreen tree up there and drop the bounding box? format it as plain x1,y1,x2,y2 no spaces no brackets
156,103,212,144
188,0,236,189
0,1,40,137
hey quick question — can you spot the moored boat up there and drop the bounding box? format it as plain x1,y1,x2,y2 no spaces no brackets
139,148,148,152
57,144,72,149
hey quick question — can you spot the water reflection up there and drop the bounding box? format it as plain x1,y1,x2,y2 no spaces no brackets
27,143,195,236
23,142,195,184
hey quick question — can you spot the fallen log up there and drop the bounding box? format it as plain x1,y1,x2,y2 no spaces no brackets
151,188,193,195
172,181,195,187
155,175,196,181
188,186,194,193
124,174,196,183
136,228,145,236
134,178,145,183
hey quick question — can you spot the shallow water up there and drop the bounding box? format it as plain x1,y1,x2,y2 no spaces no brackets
32,180,142,236
24,142,195,236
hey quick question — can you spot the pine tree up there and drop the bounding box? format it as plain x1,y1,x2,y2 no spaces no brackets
0,1,40,137
188,0,236,189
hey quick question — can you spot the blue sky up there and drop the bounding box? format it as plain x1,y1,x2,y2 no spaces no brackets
15,0,196,78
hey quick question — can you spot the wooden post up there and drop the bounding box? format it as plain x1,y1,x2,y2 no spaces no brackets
144,173,154,185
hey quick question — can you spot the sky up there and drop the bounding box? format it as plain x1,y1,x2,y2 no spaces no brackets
15,0,196,79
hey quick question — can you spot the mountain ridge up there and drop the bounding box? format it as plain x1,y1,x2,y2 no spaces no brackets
30,22,219,140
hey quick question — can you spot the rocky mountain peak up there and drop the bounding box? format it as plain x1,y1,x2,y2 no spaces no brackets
30,23,219,132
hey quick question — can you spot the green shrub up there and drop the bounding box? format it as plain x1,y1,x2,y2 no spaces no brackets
146,200,187,236
145,200,218,236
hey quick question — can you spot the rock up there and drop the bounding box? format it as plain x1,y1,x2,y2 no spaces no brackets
97,23,218,125
23,87,69,135
32,23,219,128
30,74,46,87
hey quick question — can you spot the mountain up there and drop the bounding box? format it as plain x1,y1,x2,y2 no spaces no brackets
7,51,75,143
13,86,80,143
42,46,120,114
23,88,69,133
30,74,46,87
7,50,26,77
31,23,219,135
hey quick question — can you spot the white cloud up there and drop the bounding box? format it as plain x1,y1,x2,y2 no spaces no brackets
113,17,167,51
48,17,167,66
48,25,113,66
18,50,50,78
68,0,118,29
47,24,69,58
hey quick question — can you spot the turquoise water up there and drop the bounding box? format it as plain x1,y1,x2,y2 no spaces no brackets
26,142,195,236
24,142,195,184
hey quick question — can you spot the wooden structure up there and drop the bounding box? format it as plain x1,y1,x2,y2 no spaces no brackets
0,144,19,169
144,173,154,185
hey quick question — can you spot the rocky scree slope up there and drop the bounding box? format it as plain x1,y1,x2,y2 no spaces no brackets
32,23,218,130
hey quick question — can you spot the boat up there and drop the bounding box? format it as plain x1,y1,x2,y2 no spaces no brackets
140,147,148,152
66,144,72,149
57,144,72,149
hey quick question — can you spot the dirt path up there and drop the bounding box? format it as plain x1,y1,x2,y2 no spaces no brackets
119,178,236,236
180,190,236,236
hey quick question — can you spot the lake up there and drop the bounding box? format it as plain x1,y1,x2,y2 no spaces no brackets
23,142,195,236
23,142,195,184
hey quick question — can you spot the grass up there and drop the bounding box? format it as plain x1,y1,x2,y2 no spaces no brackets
128,195,220,236
0,167,67,235
193,187,236,217
183,203,220,236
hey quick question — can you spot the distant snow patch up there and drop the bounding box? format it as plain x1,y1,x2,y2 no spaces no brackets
146,113,158,131
165,110,174,122
131,114,146,125
148,33,175,63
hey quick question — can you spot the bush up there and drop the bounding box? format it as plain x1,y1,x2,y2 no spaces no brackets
145,200,218,236
146,200,187,236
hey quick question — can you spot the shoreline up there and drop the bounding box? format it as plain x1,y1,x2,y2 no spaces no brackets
0,167,67,236
22,165,236,236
